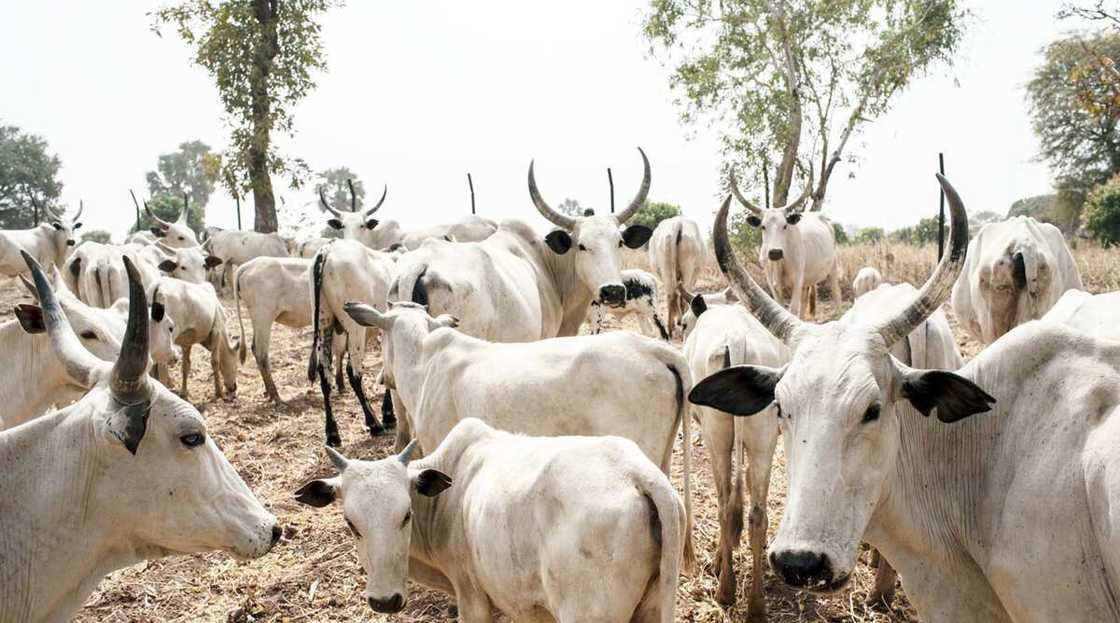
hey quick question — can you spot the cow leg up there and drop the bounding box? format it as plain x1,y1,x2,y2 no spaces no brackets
316,326,341,447
744,420,779,623
179,344,192,401
589,302,605,334
381,389,397,428
345,355,385,437
452,586,493,623
334,334,347,393
806,284,817,318
253,322,282,402
701,410,740,605
866,550,898,608
392,390,412,453
209,342,224,400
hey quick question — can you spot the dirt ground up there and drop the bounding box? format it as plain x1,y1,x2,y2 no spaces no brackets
4,240,1114,622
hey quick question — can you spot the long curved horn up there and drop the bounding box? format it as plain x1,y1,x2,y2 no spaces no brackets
109,256,151,403
144,200,173,230
398,439,419,464
20,250,102,387
712,195,803,342
614,147,652,223
71,200,84,222
318,187,344,219
728,171,762,215
781,160,815,213
528,159,577,231
365,184,387,217
874,174,969,349
346,179,358,213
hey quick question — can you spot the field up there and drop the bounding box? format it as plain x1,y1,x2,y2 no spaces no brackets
7,240,1117,622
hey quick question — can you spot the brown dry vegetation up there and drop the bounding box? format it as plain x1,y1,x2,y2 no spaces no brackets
3,240,1117,622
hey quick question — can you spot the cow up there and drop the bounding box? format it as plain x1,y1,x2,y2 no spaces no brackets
307,239,396,445
290,236,331,259
0,201,82,276
690,178,1120,622
150,278,241,401
295,418,685,622
144,196,200,249
64,242,164,307
129,240,223,285
678,287,738,337
587,268,669,340
1043,289,1120,338
951,215,1083,344
729,172,841,318
852,266,883,299
682,296,784,615
0,251,279,623
648,215,705,336
202,226,291,291
232,256,345,402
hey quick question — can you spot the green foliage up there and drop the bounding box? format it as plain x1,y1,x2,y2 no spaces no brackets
889,216,940,245
631,201,682,230
1083,174,1120,246
146,140,221,210
727,208,763,255
1008,194,1058,219
80,230,112,245
316,167,364,212
855,227,885,244
1006,192,1084,232
133,193,205,236
832,222,849,245
644,0,966,210
0,124,63,228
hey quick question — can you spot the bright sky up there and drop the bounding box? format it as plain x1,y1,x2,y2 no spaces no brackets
0,0,1095,239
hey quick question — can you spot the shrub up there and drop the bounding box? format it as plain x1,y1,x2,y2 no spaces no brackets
1083,175,1120,247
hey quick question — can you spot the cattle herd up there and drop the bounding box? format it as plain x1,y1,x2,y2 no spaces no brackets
0,150,1118,623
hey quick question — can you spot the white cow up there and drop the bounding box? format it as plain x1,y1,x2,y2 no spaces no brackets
587,268,669,340
691,178,1120,622
296,418,685,622
1043,289,1120,338
65,242,166,306
130,240,223,285
291,236,331,259
0,202,82,275
678,287,738,337
682,298,784,616
308,239,396,445
150,278,241,401
951,215,1083,344
648,215,704,336
852,266,884,299
144,197,200,249
202,226,291,290
0,252,278,623
729,172,840,318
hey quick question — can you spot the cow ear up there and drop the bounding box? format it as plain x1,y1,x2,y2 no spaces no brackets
104,401,150,455
689,364,784,416
294,478,340,507
690,294,707,319
412,468,452,497
157,260,178,273
150,227,165,237
430,314,459,330
747,215,762,228
51,222,64,231
151,302,166,322
897,367,996,423
204,255,223,269
785,212,802,225
622,225,653,249
544,230,572,254
14,304,46,334
365,219,379,229
327,219,344,230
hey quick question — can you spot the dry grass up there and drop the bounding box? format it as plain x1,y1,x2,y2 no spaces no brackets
2,240,1116,622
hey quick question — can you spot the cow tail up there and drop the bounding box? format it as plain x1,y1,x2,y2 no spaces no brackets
307,249,327,383
724,345,746,550
667,356,696,575
233,264,247,364
639,472,685,623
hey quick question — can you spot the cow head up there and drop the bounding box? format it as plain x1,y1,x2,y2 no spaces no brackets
971,230,1053,342
145,195,199,248
729,171,812,264
16,265,125,365
688,176,994,592
319,180,388,245
344,301,458,391
43,200,83,250
295,442,452,614
677,286,737,337
147,288,179,367
528,148,653,308
21,250,279,560
154,241,222,284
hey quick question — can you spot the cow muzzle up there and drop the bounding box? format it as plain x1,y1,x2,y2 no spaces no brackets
768,249,784,261
598,284,626,308
769,548,847,592
368,593,405,613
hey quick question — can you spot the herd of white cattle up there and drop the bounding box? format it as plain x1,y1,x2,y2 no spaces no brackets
0,150,1117,623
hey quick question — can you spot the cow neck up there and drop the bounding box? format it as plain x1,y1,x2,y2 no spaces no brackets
0,403,146,623
0,322,72,429
538,243,595,337
393,320,443,415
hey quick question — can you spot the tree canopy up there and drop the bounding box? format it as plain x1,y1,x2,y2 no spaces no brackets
316,167,365,212
0,124,63,228
630,201,682,230
644,0,966,211
146,140,221,211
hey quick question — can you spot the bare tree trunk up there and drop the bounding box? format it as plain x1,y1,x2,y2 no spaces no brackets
250,0,279,233
771,1,802,208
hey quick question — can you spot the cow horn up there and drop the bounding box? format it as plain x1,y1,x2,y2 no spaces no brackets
528,159,578,231
325,446,349,472
109,256,151,403
728,171,762,215
874,174,969,349
613,147,652,224
144,200,173,230
398,439,419,464
781,160,815,213
346,179,358,213
72,200,84,222
20,250,102,387
318,187,344,219
365,184,387,217
712,195,802,343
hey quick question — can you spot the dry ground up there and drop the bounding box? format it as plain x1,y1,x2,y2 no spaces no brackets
4,240,1116,622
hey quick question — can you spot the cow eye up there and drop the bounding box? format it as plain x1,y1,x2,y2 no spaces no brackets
79,330,97,340
346,518,361,538
402,510,412,528
179,433,206,447
862,404,881,424
178,236,185,241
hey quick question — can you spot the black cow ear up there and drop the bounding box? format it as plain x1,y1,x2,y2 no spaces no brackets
14,304,46,334
51,222,64,231
785,212,802,225
899,369,995,423
689,364,784,416
747,215,762,227
204,255,223,269
413,469,452,497
151,302,166,322
294,479,339,507
621,225,653,249
69,257,82,278
327,219,343,230
544,230,572,254
157,260,178,273
690,294,707,319
365,219,379,229
150,227,165,237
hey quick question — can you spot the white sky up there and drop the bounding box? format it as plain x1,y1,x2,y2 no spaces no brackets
0,0,1093,239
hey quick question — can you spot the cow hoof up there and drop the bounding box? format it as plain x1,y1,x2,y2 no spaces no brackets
383,417,397,429
446,604,458,619
368,425,387,437
326,434,342,448
715,580,736,607
746,598,767,623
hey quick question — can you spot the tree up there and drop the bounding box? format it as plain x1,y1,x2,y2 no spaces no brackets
316,167,364,212
630,201,681,230
133,193,205,236
554,198,592,217
80,230,112,245
855,227,885,244
146,140,221,211
152,0,339,233
1082,174,1120,245
0,124,62,228
832,222,849,245
644,0,966,211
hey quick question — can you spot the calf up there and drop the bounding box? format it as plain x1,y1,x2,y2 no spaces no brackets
0,252,277,623
648,216,705,336
0,202,82,276
587,268,669,339
296,418,685,622
150,278,241,401
852,266,883,299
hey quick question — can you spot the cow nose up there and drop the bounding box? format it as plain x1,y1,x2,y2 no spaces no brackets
599,284,625,306
368,594,405,613
768,249,784,261
769,549,832,588
270,524,282,546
